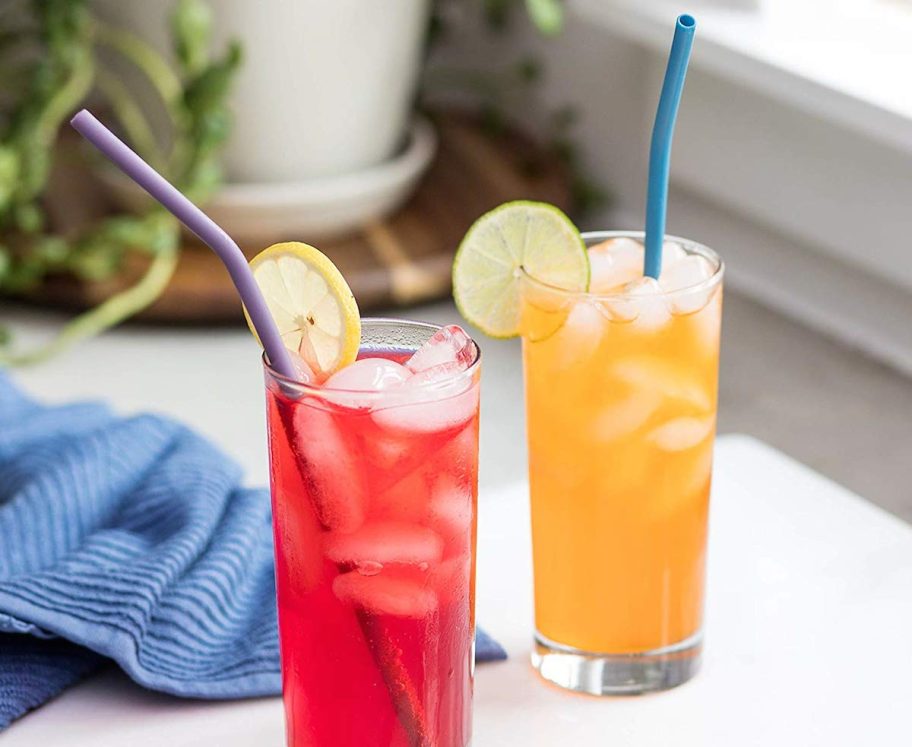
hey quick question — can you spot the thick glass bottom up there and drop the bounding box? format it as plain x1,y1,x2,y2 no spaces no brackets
532,630,702,695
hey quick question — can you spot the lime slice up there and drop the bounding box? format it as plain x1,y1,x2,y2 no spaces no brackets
245,242,360,377
452,201,589,338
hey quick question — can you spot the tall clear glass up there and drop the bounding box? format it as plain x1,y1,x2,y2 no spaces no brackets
521,232,723,694
264,319,481,745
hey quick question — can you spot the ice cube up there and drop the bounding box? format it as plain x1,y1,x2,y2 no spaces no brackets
648,415,715,451
325,358,410,390
273,488,326,592
333,568,438,617
373,468,430,523
322,358,410,409
659,255,715,314
405,325,474,373
362,433,434,496
551,301,608,368
588,238,644,292
428,474,473,545
429,553,472,594
648,438,715,518
591,391,662,443
588,249,620,293
428,423,478,489
690,288,723,354
292,403,366,532
661,241,687,271
681,439,714,496
325,521,444,565
604,277,671,331
611,356,712,413
372,365,478,434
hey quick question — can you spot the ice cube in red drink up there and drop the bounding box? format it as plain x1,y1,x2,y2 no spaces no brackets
333,567,439,618
325,521,444,566
405,324,474,373
291,402,366,533
373,363,478,434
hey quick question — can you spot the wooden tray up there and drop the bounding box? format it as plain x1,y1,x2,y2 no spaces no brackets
29,112,572,324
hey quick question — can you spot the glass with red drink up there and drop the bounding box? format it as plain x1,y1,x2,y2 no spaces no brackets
264,319,481,747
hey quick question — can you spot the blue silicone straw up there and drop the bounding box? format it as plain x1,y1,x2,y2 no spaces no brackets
644,14,696,279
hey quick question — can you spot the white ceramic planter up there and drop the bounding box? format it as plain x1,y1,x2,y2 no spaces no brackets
92,0,432,183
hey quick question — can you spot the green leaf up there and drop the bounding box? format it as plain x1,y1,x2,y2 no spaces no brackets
0,147,19,212
182,40,242,118
171,0,212,77
14,202,43,234
525,0,563,36
33,235,69,266
2,254,45,292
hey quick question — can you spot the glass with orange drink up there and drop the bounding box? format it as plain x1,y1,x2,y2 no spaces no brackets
521,230,723,693
453,203,722,695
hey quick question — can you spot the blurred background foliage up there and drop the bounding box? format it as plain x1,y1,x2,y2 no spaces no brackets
0,0,238,363
0,0,600,363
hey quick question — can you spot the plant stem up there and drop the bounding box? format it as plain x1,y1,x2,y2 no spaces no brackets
95,70,162,168
35,47,94,149
0,246,177,367
93,20,183,115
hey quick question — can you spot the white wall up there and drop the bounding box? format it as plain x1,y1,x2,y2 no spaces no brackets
430,8,912,375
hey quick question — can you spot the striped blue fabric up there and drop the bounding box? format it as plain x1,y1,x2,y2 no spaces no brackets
0,634,103,729
0,373,505,730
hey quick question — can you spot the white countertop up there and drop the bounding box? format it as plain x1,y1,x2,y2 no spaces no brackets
4,306,912,745
4,435,911,746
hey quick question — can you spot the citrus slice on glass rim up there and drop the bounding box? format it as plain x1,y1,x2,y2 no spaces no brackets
452,201,589,338
245,241,360,379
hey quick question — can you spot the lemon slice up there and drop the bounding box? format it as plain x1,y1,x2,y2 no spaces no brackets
245,242,360,377
452,201,589,338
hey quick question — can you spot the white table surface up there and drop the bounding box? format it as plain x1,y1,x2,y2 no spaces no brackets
4,434,912,746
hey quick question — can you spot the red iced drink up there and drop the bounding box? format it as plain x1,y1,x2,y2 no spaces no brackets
264,320,480,747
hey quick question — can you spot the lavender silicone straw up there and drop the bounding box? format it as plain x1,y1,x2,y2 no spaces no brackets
70,109,296,379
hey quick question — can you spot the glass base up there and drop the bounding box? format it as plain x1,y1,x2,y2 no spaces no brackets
532,631,702,695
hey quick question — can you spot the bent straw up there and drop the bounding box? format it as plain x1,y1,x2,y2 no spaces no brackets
69,109,297,379
644,14,696,279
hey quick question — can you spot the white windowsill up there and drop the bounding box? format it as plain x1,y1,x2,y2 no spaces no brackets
572,0,912,152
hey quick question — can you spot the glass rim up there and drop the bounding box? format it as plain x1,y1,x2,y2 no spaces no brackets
262,317,481,398
520,230,724,301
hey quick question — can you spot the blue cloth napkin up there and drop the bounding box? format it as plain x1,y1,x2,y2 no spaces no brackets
0,373,505,730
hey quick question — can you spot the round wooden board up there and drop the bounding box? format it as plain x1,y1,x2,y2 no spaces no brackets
21,112,573,324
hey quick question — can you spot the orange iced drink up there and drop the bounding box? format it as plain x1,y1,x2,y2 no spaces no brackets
521,232,722,690
452,203,723,694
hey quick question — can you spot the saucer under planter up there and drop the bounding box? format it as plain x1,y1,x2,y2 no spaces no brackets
98,118,438,243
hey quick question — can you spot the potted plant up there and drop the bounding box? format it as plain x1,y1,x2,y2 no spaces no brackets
0,0,567,363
